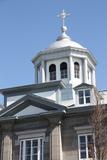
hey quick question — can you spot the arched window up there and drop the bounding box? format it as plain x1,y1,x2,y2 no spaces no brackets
74,62,80,78
60,62,68,79
49,64,56,80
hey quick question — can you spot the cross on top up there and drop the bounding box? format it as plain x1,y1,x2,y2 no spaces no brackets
57,10,70,26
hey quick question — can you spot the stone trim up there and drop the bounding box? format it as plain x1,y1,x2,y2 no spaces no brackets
16,129,46,142
75,125,93,134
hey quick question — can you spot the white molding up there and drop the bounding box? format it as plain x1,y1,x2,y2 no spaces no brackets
32,46,96,66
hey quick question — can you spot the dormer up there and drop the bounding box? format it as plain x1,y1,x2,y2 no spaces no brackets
74,83,95,107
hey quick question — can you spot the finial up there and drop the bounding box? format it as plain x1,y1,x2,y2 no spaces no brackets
57,10,71,41
57,9,70,27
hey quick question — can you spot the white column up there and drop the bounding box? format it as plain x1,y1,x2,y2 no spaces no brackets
34,65,38,84
92,69,96,86
84,58,88,83
69,56,74,84
41,60,45,83
56,62,60,80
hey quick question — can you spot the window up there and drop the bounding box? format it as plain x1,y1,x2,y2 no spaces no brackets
78,134,94,160
60,62,68,79
78,89,91,105
20,138,43,160
49,64,56,80
74,62,80,78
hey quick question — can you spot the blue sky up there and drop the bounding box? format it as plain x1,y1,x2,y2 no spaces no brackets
0,0,107,94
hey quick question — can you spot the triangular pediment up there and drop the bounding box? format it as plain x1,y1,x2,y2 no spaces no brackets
14,105,47,117
0,94,65,117
74,83,93,90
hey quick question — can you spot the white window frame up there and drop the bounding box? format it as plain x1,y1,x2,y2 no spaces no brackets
78,89,91,105
78,133,95,160
19,137,44,160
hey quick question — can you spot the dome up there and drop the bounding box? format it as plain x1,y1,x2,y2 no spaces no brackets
45,25,86,51
45,10,86,51
47,38,85,50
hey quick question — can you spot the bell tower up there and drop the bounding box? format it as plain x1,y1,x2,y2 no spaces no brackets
32,10,96,88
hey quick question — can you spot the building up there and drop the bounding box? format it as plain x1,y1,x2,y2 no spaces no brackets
0,10,107,160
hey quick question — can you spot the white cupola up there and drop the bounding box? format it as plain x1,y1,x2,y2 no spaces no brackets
32,10,97,88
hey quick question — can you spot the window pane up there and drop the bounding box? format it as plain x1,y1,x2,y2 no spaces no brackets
26,141,31,155
33,140,38,147
32,147,38,154
25,156,31,160
50,71,56,80
26,141,31,147
32,155,38,160
20,141,23,160
74,62,80,78
79,91,83,97
80,144,86,150
88,135,93,143
85,90,90,96
60,62,67,79
49,64,56,80
88,135,94,158
49,64,56,72
81,151,86,158
61,69,67,78
80,136,85,143
79,98,84,104
79,136,86,159
40,139,43,160
86,97,90,103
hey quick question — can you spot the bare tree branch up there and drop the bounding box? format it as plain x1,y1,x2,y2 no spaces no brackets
90,87,107,160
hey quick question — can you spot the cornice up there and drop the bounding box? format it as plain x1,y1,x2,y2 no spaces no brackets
32,46,97,65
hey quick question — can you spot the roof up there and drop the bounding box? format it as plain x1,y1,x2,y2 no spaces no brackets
0,80,66,95
45,24,86,51
45,38,86,51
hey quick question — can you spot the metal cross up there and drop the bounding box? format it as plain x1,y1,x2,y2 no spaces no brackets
57,10,70,26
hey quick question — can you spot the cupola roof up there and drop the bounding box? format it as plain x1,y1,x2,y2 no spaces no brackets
47,36,85,50
46,10,86,51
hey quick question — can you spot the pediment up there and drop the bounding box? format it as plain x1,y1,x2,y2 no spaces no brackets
74,83,93,90
14,105,47,117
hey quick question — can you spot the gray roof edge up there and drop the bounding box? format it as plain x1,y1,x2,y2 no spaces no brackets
0,94,66,117
0,80,66,95
66,104,107,115
0,110,66,122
